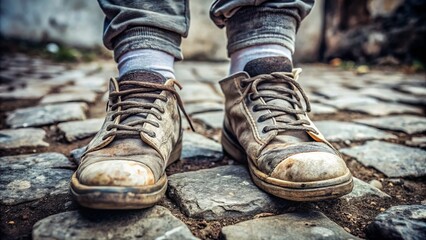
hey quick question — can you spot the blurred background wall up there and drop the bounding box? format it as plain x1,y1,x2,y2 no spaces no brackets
0,0,425,64
0,0,104,49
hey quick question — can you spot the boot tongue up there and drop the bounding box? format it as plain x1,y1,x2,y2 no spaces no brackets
118,70,166,85
243,56,294,110
116,70,166,129
243,56,292,77
243,57,311,143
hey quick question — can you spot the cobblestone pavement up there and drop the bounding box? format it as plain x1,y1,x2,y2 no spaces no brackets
1,53,425,240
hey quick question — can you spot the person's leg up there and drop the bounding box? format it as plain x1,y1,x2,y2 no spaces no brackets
211,1,354,201
100,0,190,78
211,0,313,73
71,0,191,209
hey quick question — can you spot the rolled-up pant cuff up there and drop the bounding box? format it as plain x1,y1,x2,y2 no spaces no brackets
112,26,183,61
226,6,301,57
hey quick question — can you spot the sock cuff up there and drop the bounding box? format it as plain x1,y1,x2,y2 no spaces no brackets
231,44,292,61
226,6,300,56
229,44,292,74
112,26,183,62
117,49,175,79
118,49,175,69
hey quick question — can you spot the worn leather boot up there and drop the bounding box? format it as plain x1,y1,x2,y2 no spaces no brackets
220,57,353,201
70,70,191,209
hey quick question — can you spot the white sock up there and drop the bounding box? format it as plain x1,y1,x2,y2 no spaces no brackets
118,49,175,79
229,44,292,74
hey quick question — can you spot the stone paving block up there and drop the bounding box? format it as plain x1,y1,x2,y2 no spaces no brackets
368,72,407,82
309,102,338,115
342,80,371,89
180,83,223,103
72,75,108,93
313,86,359,99
70,146,86,165
221,210,360,240
7,102,88,128
25,79,68,89
32,206,198,240
0,85,9,92
40,92,97,104
401,76,426,86
48,70,86,84
213,83,224,97
77,62,107,75
175,65,198,82
361,88,426,106
0,128,49,150
406,136,426,148
315,121,397,142
59,86,96,94
0,71,17,83
190,62,228,83
58,118,103,142
341,178,390,202
168,165,290,220
34,64,67,75
341,141,426,178
0,153,75,205
191,111,224,129
366,205,426,240
398,85,426,96
321,96,379,109
302,79,343,91
0,86,51,100
344,102,422,116
175,62,228,83
185,101,224,115
354,115,426,134
306,93,329,103
182,131,223,161
304,73,348,85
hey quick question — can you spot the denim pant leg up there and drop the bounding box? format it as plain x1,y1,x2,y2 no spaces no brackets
210,0,314,56
98,0,189,61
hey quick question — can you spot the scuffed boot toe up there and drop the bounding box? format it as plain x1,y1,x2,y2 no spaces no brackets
270,152,349,183
78,160,155,187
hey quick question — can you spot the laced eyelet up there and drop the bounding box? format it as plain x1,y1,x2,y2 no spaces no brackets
262,127,268,133
252,106,258,112
240,81,247,88
149,132,156,138
248,93,255,101
257,116,264,123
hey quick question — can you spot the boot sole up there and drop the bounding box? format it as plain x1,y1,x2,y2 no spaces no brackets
221,127,353,202
70,141,182,209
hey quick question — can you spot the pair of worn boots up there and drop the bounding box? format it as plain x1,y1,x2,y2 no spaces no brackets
70,57,353,209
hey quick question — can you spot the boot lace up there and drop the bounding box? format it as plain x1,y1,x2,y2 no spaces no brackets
102,79,194,140
240,70,317,134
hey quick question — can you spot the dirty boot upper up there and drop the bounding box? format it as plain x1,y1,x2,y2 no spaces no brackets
76,70,184,187
221,57,351,183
